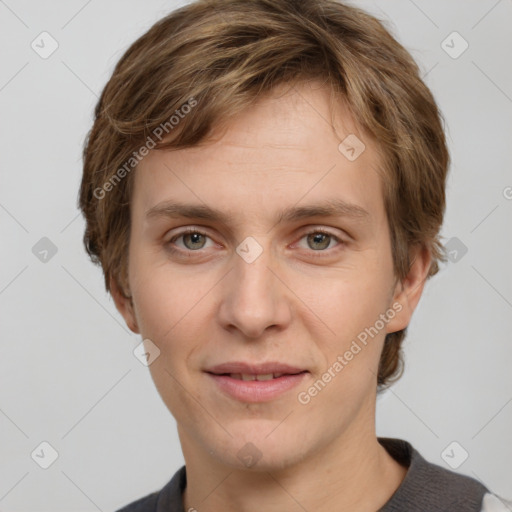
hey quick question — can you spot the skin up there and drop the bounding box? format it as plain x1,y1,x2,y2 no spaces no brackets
112,80,431,511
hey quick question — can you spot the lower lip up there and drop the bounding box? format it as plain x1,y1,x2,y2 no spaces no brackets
206,372,308,403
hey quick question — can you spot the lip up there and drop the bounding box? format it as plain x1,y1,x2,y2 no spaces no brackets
204,361,309,403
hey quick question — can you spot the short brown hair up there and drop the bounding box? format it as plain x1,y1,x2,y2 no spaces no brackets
79,0,449,387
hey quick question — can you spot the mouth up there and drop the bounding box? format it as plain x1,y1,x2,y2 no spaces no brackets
211,371,307,381
204,362,309,402
205,361,307,376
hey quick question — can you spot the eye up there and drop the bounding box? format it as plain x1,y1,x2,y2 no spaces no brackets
167,228,214,252
165,227,345,257
296,229,344,254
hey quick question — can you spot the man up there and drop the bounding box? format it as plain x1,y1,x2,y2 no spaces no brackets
79,0,510,509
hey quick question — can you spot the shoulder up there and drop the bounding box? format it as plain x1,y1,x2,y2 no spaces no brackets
115,465,187,512
480,493,512,512
379,437,491,511
115,491,159,512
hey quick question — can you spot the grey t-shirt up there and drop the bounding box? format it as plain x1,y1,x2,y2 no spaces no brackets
116,437,506,511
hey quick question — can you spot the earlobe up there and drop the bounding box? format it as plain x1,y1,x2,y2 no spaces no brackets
386,245,432,334
109,275,140,334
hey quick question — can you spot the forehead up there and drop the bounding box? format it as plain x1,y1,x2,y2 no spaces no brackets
133,81,385,226
180,81,372,160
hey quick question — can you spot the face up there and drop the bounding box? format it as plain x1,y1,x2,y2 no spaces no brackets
113,80,429,471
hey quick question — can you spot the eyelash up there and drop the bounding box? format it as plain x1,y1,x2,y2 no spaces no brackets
165,227,344,258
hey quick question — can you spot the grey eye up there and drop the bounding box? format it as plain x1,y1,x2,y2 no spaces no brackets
306,232,333,250
182,232,208,250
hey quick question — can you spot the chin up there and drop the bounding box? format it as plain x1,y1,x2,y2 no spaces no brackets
206,428,310,472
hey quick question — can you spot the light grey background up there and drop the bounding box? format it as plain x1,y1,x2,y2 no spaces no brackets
1,0,511,510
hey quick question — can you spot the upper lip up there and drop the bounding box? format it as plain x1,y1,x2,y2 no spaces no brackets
205,361,307,375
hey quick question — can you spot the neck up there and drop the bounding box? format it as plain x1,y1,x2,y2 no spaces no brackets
180,412,407,512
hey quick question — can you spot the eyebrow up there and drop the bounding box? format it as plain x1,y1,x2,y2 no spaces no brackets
145,198,370,226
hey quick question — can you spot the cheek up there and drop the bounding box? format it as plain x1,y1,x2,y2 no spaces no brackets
307,266,392,341
128,245,212,338
130,268,213,409
308,265,395,388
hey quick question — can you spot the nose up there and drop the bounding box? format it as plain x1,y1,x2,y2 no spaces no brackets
217,243,292,339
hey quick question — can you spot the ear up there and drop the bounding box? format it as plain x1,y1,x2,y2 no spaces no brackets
386,244,432,334
110,275,140,334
